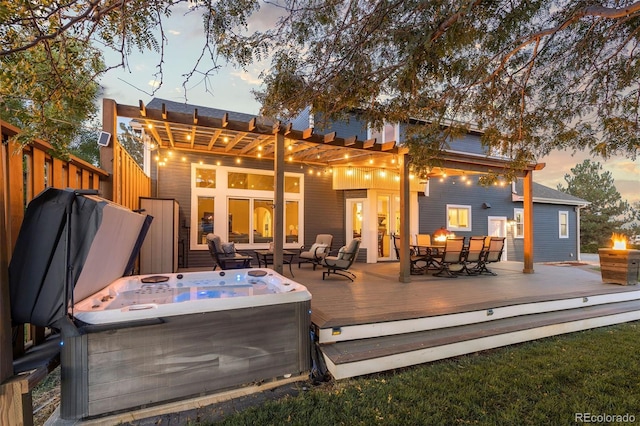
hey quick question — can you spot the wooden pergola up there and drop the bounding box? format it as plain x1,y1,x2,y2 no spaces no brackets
102,99,544,282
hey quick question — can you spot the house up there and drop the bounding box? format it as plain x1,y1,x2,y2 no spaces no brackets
121,98,583,271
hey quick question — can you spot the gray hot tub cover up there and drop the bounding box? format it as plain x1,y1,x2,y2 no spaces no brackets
9,188,151,328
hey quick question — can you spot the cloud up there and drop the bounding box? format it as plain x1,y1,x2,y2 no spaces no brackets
148,80,161,89
230,69,263,86
168,30,181,36
536,149,639,205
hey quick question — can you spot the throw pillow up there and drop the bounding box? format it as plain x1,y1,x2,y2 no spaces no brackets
337,246,346,260
309,243,328,255
221,242,236,255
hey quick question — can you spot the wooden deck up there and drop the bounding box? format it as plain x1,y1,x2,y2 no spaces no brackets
287,259,640,379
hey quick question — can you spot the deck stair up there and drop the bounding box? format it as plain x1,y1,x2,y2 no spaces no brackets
317,293,640,380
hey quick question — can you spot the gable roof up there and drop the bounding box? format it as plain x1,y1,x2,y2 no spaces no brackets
512,180,589,206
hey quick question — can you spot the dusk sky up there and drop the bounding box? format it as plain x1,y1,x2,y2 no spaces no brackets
98,4,639,205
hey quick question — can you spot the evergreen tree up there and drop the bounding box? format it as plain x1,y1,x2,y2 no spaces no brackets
69,123,144,168
557,160,631,251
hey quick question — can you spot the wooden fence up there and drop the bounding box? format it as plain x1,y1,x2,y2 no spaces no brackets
0,118,150,424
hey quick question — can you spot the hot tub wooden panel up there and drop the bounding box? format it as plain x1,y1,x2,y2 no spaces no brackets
61,300,311,419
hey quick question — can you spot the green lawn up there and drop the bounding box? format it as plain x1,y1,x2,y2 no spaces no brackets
214,322,640,425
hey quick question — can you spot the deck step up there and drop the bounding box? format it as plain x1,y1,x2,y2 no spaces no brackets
320,300,640,379
314,290,640,344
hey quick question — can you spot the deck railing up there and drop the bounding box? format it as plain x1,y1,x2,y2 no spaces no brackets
113,139,151,211
1,118,150,357
1,120,108,359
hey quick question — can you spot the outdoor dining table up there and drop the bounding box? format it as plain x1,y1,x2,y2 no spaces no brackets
411,244,445,270
254,249,296,277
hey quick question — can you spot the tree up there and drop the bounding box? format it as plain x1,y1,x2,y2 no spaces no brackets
3,0,640,173
69,126,102,166
69,122,144,167
1,38,102,158
0,1,219,156
117,122,144,168
557,159,631,251
210,0,640,177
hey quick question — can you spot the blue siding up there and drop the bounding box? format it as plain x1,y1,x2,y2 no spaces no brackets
419,176,512,237
419,176,579,262
291,105,311,130
510,203,579,263
447,133,486,155
312,112,369,140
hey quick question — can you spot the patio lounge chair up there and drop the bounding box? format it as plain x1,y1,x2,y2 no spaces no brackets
433,237,466,278
299,234,333,270
474,237,505,275
206,234,253,270
322,238,361,282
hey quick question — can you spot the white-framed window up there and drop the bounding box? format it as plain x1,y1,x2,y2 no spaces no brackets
559,211,569,238
513,208,524,239
191,164,304,249
368,122,399,144
447,204,472,232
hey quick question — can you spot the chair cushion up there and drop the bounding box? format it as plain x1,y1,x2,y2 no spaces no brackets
310,243,328,255
324,256,350,269
221,242,236,255
337,246,346,259
316,234,333,246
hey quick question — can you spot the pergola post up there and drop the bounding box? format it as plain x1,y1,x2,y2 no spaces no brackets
523,170,535,273
272,132,285,273
398,152,411,283
100,98,117,201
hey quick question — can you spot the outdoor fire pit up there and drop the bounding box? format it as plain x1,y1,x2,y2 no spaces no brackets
598,234,640,285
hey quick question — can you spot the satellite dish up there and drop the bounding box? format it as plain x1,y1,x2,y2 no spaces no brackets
97,131,111,147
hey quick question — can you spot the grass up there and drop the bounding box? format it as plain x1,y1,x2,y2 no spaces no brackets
32,322,640,425
212,322,640,426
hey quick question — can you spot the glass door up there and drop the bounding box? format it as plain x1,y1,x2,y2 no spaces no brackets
488,216,507,260
377,195,391,259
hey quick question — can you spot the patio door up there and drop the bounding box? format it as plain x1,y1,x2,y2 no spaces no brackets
377,194,400,261
488,216,507,260
346,198,366,252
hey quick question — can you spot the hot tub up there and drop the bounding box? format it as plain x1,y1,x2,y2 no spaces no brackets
72,269,311,324
62,268,311,420
8,188,311,421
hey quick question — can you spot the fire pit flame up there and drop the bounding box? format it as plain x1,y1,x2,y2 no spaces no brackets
611,233,627,250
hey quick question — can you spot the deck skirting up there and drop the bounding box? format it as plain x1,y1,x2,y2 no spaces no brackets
323,307,640,380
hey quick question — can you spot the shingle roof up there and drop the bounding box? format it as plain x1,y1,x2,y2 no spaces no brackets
147,98,261,123
513,180,589,206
